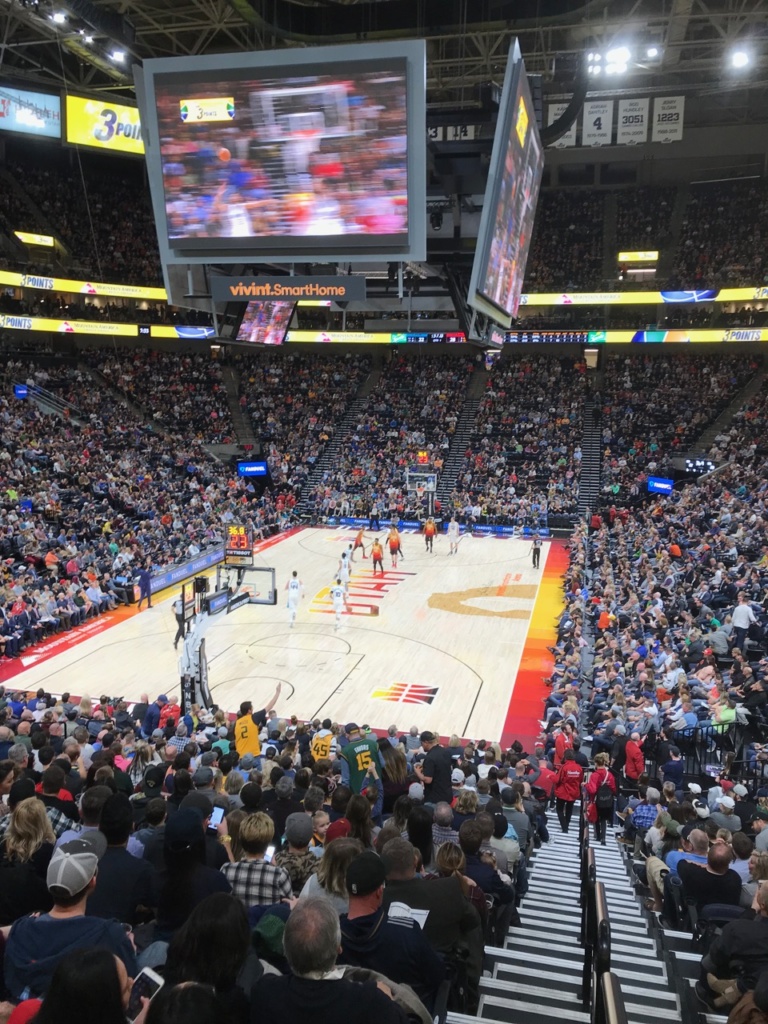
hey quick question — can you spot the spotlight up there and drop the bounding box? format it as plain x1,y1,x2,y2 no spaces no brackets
110,50,126,62
84,34,93,43
51,11,66,23
606,46,631,64
605,62,628,75
646,46,660,58
731,50,750,68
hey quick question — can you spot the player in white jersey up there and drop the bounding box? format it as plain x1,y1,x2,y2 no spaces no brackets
337,545,352,593
447,517,460,555
285,570,304,627
330,577,348,630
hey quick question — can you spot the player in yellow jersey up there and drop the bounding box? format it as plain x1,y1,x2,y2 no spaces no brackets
234,682,282,759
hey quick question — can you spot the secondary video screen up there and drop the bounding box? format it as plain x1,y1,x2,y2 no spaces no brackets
479,70,543,320
154,61,409,246
235,300,295,345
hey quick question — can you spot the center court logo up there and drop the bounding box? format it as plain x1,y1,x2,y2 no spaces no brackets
371,683,440,706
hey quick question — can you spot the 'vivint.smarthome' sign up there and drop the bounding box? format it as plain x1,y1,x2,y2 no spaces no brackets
212,276,367,302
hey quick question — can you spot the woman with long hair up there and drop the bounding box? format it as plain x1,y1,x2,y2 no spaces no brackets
391,794,414,833
299,836,364,913
429,841,487,928
378,741,409,813
346,794,374,849
0,797,55,924
164,893,265,1024
26,948,138,1024
406,805,435,872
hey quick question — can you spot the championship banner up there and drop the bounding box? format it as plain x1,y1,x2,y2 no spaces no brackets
547,103,577,148
212,276,367,302
582,99,614,146
0,86,61,138
65,95,144,155
652,96,684,143
616,98,649,145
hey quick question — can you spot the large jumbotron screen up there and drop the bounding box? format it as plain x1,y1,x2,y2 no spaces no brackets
135,42,427,264
468,41,543,327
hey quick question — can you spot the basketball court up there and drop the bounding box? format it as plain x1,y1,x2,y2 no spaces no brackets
0,528,564,746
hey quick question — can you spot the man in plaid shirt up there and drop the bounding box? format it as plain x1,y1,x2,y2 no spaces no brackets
617,786,660,846
221,812,292,907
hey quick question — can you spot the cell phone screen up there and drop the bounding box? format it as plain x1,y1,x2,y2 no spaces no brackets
127,971,163,1022
208,806,225,831
264,844,276,864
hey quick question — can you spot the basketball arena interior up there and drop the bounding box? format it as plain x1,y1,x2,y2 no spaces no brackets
0,0,766,1022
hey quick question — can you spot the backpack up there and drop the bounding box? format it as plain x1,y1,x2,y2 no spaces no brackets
595,771,614,811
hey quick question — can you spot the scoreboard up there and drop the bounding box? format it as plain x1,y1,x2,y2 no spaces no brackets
224,524,254,567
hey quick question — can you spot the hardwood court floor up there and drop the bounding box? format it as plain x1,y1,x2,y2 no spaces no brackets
9,528,553,740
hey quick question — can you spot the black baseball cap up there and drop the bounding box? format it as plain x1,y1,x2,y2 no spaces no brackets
346,851,386,896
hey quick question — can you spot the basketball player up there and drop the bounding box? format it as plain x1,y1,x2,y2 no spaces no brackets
531,531,542,569
338,545,352,594
285,570,303,628
387,525,401,569
447,517,460,556
330,578,348,630
351,526,367,562
424,516,437,553
371,538,384,575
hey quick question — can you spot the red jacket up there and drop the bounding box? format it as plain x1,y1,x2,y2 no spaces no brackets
586,767,617,801
554,763,584,802
554,732,573,767
624,740,645,780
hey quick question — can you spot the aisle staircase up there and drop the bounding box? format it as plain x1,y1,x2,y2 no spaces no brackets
447,812,680,1024
578,397,603,517
293,367,382,516
221,366,258,449
691,368,767,455
434,368,489,509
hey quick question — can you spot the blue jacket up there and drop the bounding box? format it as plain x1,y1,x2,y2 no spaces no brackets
142,701,162,736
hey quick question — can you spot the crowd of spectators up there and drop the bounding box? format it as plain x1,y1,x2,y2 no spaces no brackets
4,156,162,287
556,362,768,1012
443,354,586,527
237,352,371,501
615,186,676,255
0,688,563,1022
523,190,606,292
598,353,758,502
0,352,294,660
301,353,473,520
0,292,212,327
92,350,234,444
670,180,768,291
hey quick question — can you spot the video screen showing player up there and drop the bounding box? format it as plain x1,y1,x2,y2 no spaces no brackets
155,63,409,243
480,83,543,319
235,301,295,345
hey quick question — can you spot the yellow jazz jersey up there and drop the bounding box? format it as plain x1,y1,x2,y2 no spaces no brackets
235,713,261,757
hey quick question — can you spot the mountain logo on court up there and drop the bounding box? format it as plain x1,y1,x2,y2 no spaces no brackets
371,682,440,705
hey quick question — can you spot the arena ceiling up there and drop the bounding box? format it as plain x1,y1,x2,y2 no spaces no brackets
0,0,766,126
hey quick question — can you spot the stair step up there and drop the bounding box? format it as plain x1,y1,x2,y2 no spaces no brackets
479,993,590,1024
503,935,665,965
